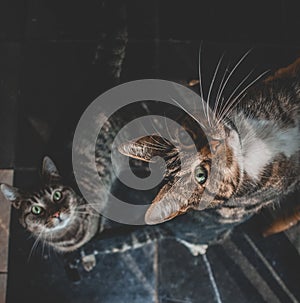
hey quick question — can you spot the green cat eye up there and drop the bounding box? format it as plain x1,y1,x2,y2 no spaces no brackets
194,165,207,185
31,205,43,215
53,190,62,202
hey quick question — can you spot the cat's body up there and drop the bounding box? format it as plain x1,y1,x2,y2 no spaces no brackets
201,67,300,224
212,75,300,222
1,57,299,264
119,58,300,227
216,71,300,222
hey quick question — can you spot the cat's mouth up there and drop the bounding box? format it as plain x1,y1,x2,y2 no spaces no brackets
48,212,72,231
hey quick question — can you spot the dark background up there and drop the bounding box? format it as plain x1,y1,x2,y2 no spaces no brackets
1,1,300,302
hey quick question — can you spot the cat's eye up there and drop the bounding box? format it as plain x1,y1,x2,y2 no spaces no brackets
194,165,207,185
53,190,62,202
31,205,43,215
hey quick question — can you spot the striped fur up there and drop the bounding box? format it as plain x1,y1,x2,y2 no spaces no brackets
120,58,300,226
1,160,100,253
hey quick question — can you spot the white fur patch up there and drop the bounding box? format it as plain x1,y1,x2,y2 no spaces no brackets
47,215,71,232
278,127,300,158
243,138,272,179
231,116,300,180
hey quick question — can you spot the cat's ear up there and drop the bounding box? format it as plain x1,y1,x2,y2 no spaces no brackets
42,156,61,183
0,184,23,209
145,183,188,225
118,135,177,162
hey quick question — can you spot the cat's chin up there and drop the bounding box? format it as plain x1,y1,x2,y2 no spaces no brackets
46,212,74,233
51,217,71,231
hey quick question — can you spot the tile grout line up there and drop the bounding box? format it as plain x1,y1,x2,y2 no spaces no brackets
224,238,281,303
121,251,156,297
202,253,223,303
243,233,299,303
153,240,159,303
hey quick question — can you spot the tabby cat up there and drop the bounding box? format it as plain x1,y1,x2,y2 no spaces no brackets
120,58,300,226
1,157,100,253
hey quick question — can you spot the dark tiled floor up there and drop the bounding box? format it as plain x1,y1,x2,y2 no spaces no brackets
6,169,300,303
1,1,300,303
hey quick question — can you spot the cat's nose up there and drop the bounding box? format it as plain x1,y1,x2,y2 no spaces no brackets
52,211,60,218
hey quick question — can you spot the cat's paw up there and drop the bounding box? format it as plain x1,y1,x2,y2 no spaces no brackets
81,254,97,272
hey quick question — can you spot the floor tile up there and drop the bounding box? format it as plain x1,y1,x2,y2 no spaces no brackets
0,170,13,273
0,274,7,303
157,239,215,303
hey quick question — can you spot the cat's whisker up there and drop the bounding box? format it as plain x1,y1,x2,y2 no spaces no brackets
149,117,161,135
130,142,167,152
151,136,170,149
124,117,168,149
217,69,254,121
49,233,53,259
214,63,230,117
26,233,34,240
137,142,166,150
170,97,206,130
145,125,169,149
163,114,177,143
74,211,99,217
42,238,46,256
260,174,296,181
76,203,101,208
140,120,152,138
145,119,164,145
27,241,38,262
27,230,44,263
217,69,269,123
198,43,209,121
216,49,252,117
142,114,172,147
207,54,224,128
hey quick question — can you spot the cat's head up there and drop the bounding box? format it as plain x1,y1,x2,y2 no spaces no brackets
118,114,242,225
0,157,82,238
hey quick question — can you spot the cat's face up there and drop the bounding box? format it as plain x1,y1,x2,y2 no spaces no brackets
118,115,242,225
0,157,82,238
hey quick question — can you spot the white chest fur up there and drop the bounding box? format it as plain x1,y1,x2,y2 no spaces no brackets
231,116,300,180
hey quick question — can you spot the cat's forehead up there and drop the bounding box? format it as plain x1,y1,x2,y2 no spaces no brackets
28,185,64,203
